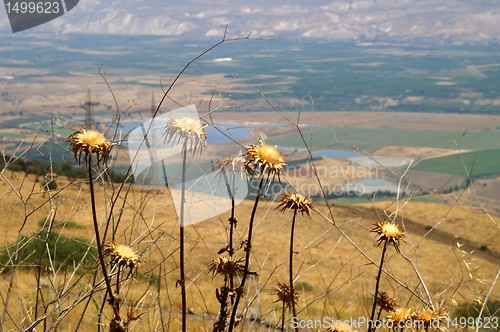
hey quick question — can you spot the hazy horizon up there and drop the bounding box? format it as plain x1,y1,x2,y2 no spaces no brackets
1,0,500,44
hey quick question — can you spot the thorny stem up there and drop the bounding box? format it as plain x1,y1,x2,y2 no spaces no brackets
87,155,118,323
368,240,389,332
115,266,121,297
221,167,237,300
228,175,265,331
281,302,285,332
179,140,188,332
289,209,298,331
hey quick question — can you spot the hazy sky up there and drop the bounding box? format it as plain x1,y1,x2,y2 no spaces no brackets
1,0,500,43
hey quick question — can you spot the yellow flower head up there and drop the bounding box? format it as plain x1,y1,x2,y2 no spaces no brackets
104,242,141,270
372,220,405,251
278,193,314,216
164,116,207,154
68,128,114,164
274,281,299,310
387,307,414,323
327,320,358,332
244,139,286,181
414,307,447,328
208,255,245,278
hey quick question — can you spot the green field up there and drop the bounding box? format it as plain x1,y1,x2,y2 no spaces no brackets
412,148,500,177
3,35,500,114
269,126,500,153
22,123,75,137
0,132,23,138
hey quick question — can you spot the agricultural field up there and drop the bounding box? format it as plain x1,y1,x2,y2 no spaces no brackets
1,35,500,330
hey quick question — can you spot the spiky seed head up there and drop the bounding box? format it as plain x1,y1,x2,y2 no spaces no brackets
274,281,299,310
371,220,405,251
387,307,414,324
327,320,358,332
377,292,398,312
68,128,114,165
164,116,207,154
278,193,314,216
209,255,245,278
104,242,141,270
244,139,286,181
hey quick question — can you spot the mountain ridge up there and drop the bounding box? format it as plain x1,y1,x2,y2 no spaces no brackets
1,0,499,44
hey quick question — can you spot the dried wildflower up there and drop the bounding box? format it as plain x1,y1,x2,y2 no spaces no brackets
164,116,207,154
414,307,447,328
215,155,247,178
104,242,141,270
274,281,299,310
278,193,314,216
68,128,114,164
126,306,144,322
327,320,358,332
371,220,405,251
209,255,245,278
244,139,286,181
377,292,398,312
387,307,414,324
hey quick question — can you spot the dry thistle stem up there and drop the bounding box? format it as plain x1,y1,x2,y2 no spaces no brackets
278,193,314,216
274,281,299,310
376,292,398,312
104,242,141,270
371,220,405,251
68,128,114,165
244,139,286,181
164,116,207,154
327,320,358,332
209,255,245,278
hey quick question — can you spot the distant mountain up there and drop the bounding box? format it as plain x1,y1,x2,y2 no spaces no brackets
1,0,500,44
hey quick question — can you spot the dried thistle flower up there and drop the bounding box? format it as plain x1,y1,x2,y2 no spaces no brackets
215,155,247,179
371,220,405,251
387,307,414,324
377,292,398,312
278,193,313,216
244,139,286,181
68,128,114,164
274,281,299,310
414,307,447,328
327,320,358,332
164,116,207,154
209,255,245,278
104,242,141,270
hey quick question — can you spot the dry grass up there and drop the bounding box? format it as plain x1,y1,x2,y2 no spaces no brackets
1,168,499,330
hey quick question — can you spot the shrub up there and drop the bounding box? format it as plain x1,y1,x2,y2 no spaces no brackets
0,230,97,273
